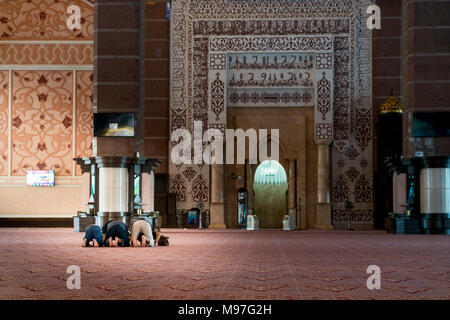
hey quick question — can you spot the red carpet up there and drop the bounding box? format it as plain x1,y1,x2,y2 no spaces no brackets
0,228,448,300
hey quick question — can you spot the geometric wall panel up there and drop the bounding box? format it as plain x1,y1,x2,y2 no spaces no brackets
75,71,93,176
11,71,73,176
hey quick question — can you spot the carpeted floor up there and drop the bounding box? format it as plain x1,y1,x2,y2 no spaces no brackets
0,228,448,300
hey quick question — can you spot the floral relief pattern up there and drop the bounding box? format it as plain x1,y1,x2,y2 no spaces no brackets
316,53,332,69
182,166,197,182
345,167,360,183
193,38,209,134
0,71,8,176
344,145,360,161
355,174,372,203
333,175,349,202
0,0,93,40
210,73,225,121
75,71,93,176
315,123,332,140
171,174,187,202
332,209,372,222
316,72,331,120
193,19,350,36
210,36,332,52
11,71,73,176
0,43,93,65
188,0,354,17
192,174,209,203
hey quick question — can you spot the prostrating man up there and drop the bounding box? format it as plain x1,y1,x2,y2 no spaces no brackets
102,220,130,247
130,219,161,247
82,224,103,247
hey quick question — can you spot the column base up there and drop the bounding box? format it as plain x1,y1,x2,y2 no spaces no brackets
421,213,450,234
246,215,259,230
288,208,297,229
315,203,334,230
209,202,226,229
96,212,129,228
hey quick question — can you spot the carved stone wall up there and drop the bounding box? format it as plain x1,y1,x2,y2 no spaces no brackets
169,0,373,228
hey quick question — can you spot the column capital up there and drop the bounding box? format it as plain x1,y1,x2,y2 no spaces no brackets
316,139,332,146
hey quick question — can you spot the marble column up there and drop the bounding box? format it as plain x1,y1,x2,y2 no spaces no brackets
96,166,129,225
92,0,145,226
315,140,333,229
141,170,155,213
288,159,297,225
393,172,407,214
209,163,226,229
420,168,450,214
149,170,155,212
247,163,255,215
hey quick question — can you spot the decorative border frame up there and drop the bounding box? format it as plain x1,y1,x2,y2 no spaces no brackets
170,0,373,225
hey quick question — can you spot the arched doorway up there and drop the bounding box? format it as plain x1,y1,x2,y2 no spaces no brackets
253,160,288,228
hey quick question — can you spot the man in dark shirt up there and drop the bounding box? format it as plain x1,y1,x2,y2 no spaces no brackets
102,220,130,247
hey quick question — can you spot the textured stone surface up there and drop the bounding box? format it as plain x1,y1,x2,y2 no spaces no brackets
169,0,374,228
401,0,450,158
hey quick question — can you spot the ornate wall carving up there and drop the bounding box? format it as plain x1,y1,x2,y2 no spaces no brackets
0,43,93,65
75,70,93,176
0,70,93,177
0,0,93,40
0,0,94,65
170,0,373,226
11,71,74,176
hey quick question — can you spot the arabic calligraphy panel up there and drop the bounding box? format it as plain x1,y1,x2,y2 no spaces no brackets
227,52,316,107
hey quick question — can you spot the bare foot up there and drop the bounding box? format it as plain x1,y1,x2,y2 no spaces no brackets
108,237,114,247
82,238,87,247
141,235,147,247
154,232,161,247
132,237,140,247
93,239,99,247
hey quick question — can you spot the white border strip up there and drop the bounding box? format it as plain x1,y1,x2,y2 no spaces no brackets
0,65,93,71
0,215,75,218
0,40,93,44
72,70,77,176
7,69,11,177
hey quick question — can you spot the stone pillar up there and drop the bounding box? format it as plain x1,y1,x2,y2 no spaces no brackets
288,159,297,224
149,170,155,212
94,0,145,156
94,158,134,226
402,0,450,157
98,167,129,213
420,168,450,214
247,163,255,214
141,170,155,213
315,140,333,229
93,0,145,225
209,163,226,229
81,172,91,212
393,172,407,214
